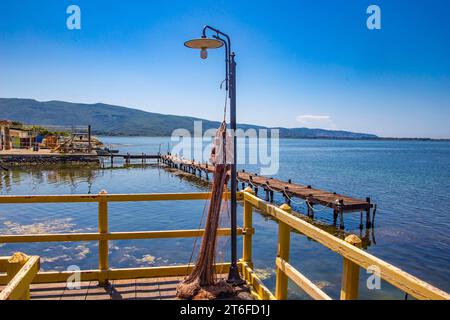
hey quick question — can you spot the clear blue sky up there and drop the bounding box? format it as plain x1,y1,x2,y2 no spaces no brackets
0,0,449,138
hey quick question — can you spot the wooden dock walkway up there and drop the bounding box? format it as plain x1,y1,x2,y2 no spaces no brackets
100,153,160,166
2,275,250,300
0,152,161,167
27,277,180,300
161,154,375,229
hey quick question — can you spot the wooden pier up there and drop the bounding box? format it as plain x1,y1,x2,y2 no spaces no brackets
160,154,375,229
0,152,161,167
104,153,160,165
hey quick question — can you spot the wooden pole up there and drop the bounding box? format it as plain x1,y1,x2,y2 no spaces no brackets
98,190,108,286
359,212,364,229
340,234,362,300
333,208,338,225
242,187,254,266
87,125,91,153
6,252,31,299
275,203,291,300
366,197,372,228
339,199,345,229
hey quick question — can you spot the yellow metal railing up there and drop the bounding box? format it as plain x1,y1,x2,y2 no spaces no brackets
240,187,450,300
0,253,40,300
0,188,449,300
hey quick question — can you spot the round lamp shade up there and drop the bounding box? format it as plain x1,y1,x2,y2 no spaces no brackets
184,38,223,49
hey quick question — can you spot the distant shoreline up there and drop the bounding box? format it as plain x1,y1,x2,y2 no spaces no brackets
95,134,450,142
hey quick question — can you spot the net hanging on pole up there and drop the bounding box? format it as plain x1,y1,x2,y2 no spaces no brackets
176,121,235,300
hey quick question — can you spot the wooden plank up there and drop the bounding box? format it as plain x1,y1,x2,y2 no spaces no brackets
244,192,450,300
0,194,99,203
0,228,244,244
107,228,243,240
135,278,160,300
0,263,231,285
28,278,178,300
26,277,193,300
30,282,66,300
0,233,101,243
111,279,136,300
158,276,180,300
60,281,90,300
85,281,112,300
276,257,331,300
107,192,242,202
0,191,242,204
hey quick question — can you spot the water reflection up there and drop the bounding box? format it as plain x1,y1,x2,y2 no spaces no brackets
1,163,377,244
1,165,101,194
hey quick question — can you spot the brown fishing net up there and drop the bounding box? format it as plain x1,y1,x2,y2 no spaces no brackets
176,121,235,300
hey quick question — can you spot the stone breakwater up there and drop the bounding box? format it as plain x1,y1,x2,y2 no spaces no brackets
0,154,100,167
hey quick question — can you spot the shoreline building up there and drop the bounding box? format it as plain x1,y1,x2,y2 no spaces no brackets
0,120,36,150
0,120,12,150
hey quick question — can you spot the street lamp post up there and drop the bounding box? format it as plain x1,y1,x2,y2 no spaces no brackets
185,26,243,284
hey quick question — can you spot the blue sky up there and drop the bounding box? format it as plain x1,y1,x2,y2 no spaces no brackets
0,0,449,138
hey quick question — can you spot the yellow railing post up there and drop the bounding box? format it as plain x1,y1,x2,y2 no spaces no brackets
243,187,254,266
340,234,362,300
275,203,291,300
98,190,109,286
6,252,31,299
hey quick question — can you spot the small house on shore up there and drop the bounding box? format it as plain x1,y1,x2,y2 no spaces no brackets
1,120,37,150
0,120,12,150
1,121,102,154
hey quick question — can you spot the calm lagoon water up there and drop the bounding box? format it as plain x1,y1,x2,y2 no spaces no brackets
1,137,449,299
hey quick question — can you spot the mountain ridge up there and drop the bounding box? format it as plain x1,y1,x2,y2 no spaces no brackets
0,98,378,139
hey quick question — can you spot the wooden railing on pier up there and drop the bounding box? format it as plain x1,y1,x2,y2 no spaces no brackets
240,187,449,300
0,253,40,300
0,191,242,288
0,189,448,300
161,154,375,229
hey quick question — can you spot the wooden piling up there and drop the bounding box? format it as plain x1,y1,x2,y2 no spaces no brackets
366,197,372,228
275,204,291,300
98,190,108,286
340,235,362,300
339,199,345,229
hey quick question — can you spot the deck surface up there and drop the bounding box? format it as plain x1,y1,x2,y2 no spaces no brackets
14,276,252,300
29,276,182,300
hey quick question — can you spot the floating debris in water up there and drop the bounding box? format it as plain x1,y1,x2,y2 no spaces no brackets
254,268,275,280
136,254,156,264
315,280,332,290
0,218,75,234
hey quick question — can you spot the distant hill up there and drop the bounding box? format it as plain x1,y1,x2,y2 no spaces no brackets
0,98,378,139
